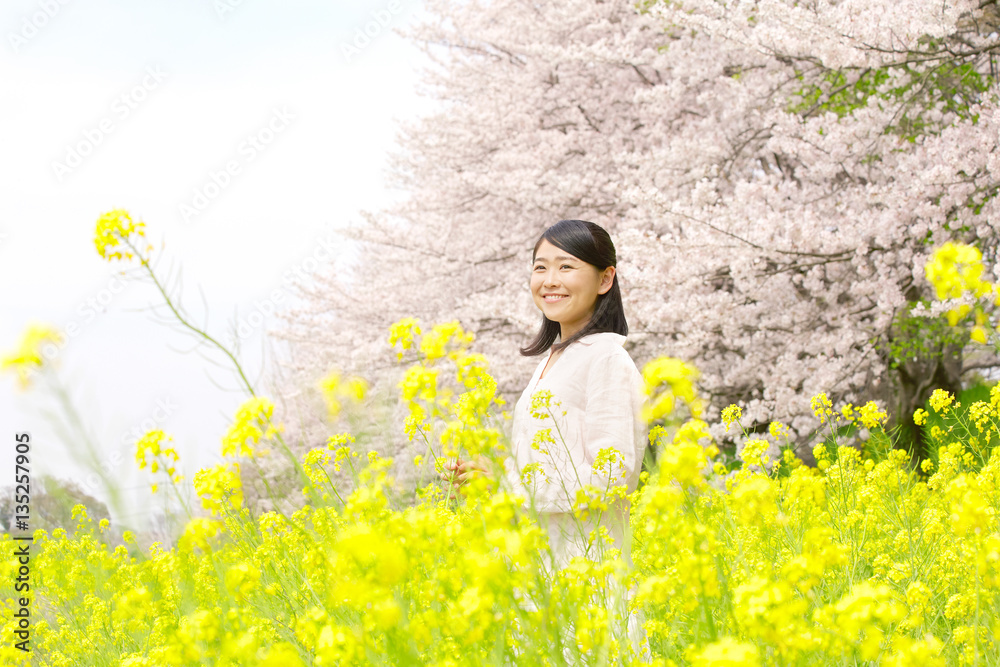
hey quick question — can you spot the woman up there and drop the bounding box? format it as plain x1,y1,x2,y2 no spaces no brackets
444,219,650,660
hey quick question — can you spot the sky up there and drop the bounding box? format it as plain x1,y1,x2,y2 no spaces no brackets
0,0,437,531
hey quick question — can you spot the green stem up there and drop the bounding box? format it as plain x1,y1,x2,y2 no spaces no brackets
125,237,256,396
42,369,126,520
157,451,193,522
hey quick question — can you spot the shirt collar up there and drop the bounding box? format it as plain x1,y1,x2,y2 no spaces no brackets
575,331,626,346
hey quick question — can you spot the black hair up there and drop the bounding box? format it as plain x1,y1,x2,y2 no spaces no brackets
520,219,628,357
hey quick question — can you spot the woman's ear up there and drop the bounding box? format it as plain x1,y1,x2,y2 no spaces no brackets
599,266,615,294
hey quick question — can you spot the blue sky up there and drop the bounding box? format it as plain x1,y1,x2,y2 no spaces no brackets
0,0,435,530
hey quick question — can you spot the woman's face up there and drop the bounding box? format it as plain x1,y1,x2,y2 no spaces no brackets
531,238,614,340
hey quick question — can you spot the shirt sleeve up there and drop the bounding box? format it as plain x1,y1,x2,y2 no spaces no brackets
501,348,645,514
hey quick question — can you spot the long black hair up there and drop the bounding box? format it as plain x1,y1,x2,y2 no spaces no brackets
520,219,628,357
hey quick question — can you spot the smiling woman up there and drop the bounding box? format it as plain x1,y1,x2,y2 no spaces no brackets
444,219,651,659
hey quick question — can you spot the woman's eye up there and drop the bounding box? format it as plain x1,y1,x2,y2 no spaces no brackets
561,264,572,269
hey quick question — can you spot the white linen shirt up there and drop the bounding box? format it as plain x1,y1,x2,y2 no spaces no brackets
501,331,647,570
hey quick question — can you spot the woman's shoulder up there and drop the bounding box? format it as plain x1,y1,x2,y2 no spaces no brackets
578,333,639,371
579,335,645,405
577,331,627,350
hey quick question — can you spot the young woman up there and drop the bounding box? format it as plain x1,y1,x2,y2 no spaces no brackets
443,219,650,659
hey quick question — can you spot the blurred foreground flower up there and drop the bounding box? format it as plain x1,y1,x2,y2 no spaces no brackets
925,241,992,302
925,241,997,333
687,637,760,667
0,321,62,391
641,356,703,421
317,369,368,420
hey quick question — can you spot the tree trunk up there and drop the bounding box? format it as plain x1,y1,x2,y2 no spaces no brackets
885,340,964,464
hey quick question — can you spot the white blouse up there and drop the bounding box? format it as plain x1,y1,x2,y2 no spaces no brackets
500,331,648,570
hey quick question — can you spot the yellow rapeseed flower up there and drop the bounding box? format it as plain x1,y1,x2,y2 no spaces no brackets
178,517,224,552
455,352,492,389
388,317,422,360
687,637,760,667
925,241,992,302
224,562,260,602
658,437,709,489
419,320,474,361
642,357,703,421
810,393,833,423
529,389,556,419
399,365,439,411
221,397,281,458
883,633,946,667
768,420,789,440
317,368,368,419
721,404,741,428
260,643,306,667
94,208,150,262
192,463,243,514
928,389,954,414
0,321,63,390
135,429,173,467
740,439,770,468
856,400,888,429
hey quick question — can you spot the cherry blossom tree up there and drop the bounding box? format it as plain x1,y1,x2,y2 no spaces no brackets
272,0,1000,464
